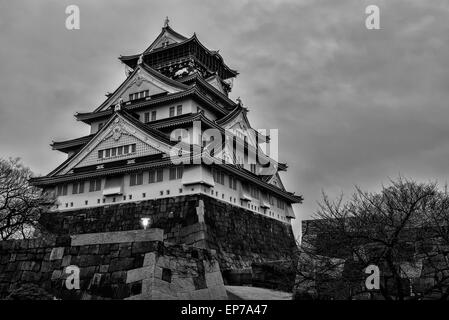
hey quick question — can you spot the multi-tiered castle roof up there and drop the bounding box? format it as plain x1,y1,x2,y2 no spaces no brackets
31,20,302,224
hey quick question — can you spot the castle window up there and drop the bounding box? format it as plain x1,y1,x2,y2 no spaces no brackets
129,195,132,200
213,170,225,185
142,193,146,198
250,187,259,200
72,182,84,194
149,170,155,183
277,198,285,210
57,184,68,196
151,111,157,121
169,166,183,180
144,112,150,123
169,167,176,180
98,150,104,159
177,166,183,179
156,168,164,182
129,90,149,101
229,176,237,190
89,179,101,192
177,105,182,116
130,172,143,186
169,106,175,117
85,201,88,205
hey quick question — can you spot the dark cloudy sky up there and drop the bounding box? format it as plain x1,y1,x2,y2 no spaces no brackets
1,0,449,239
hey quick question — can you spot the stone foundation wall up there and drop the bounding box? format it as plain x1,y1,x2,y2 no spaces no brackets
39,195,298,272
0,229,227,300
201,196,298,270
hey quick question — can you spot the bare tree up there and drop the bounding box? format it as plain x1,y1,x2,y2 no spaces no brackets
295,177,449,300
0,158,55,240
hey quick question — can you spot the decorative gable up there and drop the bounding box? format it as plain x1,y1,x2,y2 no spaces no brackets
96,67,183,112
75,130,161,169
268,173,285,191
145,27,188,53
53,113,177,176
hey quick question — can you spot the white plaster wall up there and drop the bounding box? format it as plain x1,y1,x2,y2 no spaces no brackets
135,99,195,123
53,166,292,225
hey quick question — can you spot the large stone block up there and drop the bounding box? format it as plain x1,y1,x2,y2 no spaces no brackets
70,229,164,246
143,252,156,268
170,277,196,292
51,270,62,280
141,278,154,296
205,271,223,287
126,266,153,284
49,247,65,261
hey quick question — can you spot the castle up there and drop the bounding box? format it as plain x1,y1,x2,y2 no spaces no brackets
31,19,301,228
27,20,301,284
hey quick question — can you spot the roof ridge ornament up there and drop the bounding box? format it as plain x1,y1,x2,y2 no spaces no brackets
137,54,144,66
114,97,123,111
164,16,170,28
236,97,243,107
